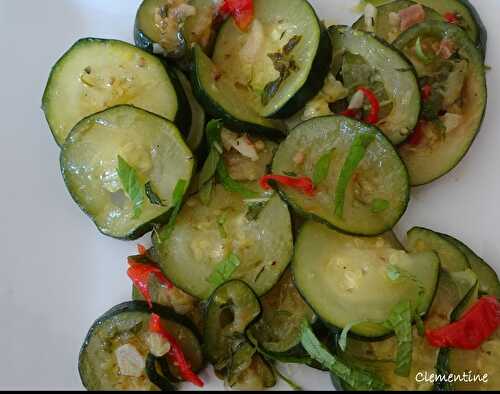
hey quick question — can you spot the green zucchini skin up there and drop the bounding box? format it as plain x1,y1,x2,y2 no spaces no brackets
165,64,192,138
457,0,487,57
145,354,177,391
270,27,333,119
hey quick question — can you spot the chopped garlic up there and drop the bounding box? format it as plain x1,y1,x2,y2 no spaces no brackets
389,12,401,27
233,135,259,161
364,3,378,32
293,151,305,165
440,113,463,133
221,128,239,151
348,90,365,110
322,74,348,102
254,140,266,151
147,332,171,358
115,344,145,378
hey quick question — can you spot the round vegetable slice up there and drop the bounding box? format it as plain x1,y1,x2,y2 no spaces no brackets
293,221,440,339
393,21,486,186
60,105,194,240
153,184,293,299
79,301,203,391
42,38,182,146
329,26,421,144
272,116,410,236
211,0,332,119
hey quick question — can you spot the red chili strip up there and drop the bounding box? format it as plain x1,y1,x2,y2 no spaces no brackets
426,296,500,350
128,257,173,308
220,0,254,30
421,84,432,101
340,108,359,118
407,121,426,146
260,174,316,197
444,12,459,24
357,87,380,124
150,314,205,387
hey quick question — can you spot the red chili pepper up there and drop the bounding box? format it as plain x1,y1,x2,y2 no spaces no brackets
137,244,147,256
128,257,173,308
357,87,380,124
340,108,359,118
444,12,459,24
260,174,316,196
220,0,254,30
407,121,426,146
426,296,500,350
421,84,432,101
149,314,205,388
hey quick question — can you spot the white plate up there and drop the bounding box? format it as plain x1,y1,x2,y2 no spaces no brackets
0,0,498,390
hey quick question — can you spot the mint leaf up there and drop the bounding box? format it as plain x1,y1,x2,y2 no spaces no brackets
217,161,259,199
384,301,413,377
199,147,221,186
158,179,188,242
206,119,223,147
300,321,385,390
334,132,376,218
208,253,241,287
386,264,426,312
371,198,389,214
117,155,145,218
145,182,165,206
313,150,334,187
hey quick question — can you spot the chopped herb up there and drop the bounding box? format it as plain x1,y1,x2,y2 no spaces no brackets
207,253,241,287
334,132,376,218
116,155,145,218
245,199,269,221
145,182,165,206
415,314,425,337
415,37,433,64
283,35,302,55
313,150,335,186
199,178,214,205
371,198,389,213
217,160,259,199
383,301,413,377
386,264,426,312
217,212,229,239
199,147,222,186
158,179,188,242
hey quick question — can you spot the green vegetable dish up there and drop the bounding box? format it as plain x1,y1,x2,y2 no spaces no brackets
41,0,498,391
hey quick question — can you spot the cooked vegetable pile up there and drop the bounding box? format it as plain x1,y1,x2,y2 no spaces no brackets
41,0,499,391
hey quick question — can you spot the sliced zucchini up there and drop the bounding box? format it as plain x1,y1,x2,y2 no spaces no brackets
393,21,487,186
328,26,421,145
154,184,293,299
42,38,182,146
272,116,410,236
333,271,478,391
293,221,440,338
191,46,285,137
173,68,206,152
439,234,500,298
211,0,332,119
135,0,217,60
79,301,203,390
60,105,194,240
406,227,469,273
228,353,276,390
248,269,315,354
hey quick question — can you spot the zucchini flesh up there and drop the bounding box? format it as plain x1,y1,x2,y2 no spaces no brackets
293,221,440,338
154,185,293,299
249,270,315,354
406,227,470,273
42,38,180,146
394,21,486,186
329,26,421,145
212,0,331,118
79,301,203,390
60,105,194,240
272,116,410,236
191,46,285,137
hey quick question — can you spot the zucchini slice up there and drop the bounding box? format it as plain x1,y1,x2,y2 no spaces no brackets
439,234,500,298
332,271,478,391
406,227,470,273
248,269,315,354
79,301,203,390
153,184,293,299
328,26,421,145
293,221,440,339
353,0,486,55
42,38,181,146
211,0,332,119
272,116,410,236
60,105,194,240
191,46,285,137
393,21,487,186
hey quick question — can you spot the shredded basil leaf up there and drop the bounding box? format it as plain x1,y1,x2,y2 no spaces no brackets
206,119,223,146
217,161,259,199
199,146,221,186
116,155,145,218
207,253,241,287
300,321,385,390
384,301,413,377
158,179,188,242
371,198,389,213
145,182,165,206
334,132,376,218
313,150,335,187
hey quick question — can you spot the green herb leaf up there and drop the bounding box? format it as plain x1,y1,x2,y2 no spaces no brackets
217,212,228,239
206,119,223,147
158,179,188,242
371,198,389,213
386,264,426,312
415,37,433,64
199,147,222,187
313,150,334,187
334,132,376,218
117,155,145,218
145,182,165,206
339,321,364,352
384,301,413,377
300,321,386,390
199,178,214,206
217,161,259,199
208,253,241,287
